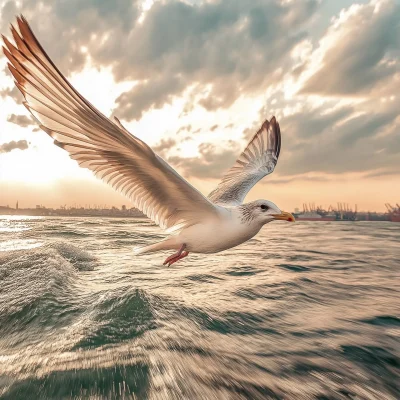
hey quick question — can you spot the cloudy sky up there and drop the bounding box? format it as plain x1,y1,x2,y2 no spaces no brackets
0,0,399,212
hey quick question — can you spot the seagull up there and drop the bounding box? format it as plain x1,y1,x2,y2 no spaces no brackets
2,16,294,267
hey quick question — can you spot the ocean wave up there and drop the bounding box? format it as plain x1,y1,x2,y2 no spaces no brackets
42,230,89,237
49,242,98,271
107,219,149,226
0,243,100,349
76,220,105,226
73,288,156,350
0,249,78,346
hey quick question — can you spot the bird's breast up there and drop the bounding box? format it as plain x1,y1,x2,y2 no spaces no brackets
178,216,261,254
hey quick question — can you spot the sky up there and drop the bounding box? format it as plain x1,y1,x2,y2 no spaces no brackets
0,0,399,212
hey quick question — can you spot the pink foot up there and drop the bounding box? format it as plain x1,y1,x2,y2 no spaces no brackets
163,244,189,267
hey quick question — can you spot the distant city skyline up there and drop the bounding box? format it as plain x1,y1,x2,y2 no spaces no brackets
0,196,392,214
1,198,395,222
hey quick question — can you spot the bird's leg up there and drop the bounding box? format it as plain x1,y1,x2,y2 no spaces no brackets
163,244,186,265
167,251,189,267
163,244,189,266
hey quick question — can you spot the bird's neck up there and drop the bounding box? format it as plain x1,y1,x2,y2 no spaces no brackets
227,205,264,231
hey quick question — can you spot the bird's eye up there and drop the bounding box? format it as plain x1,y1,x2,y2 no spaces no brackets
260,204,269,210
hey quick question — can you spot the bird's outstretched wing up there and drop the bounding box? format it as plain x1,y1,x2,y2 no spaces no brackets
3,16,219,232
208,117,281,206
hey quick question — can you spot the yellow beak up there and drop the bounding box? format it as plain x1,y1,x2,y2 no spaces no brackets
272,211,295,222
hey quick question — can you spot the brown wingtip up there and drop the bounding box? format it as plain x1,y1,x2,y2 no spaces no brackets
17,15,25,29
269,116,278,134
260,119,270,131
2,44,10,60
53,139,64,149
275,119,281,159
261,115,277,129
10,23,22,49
260,116,281,159
271,116,281,159
2,34,15,54
10,23,20,40
7,63,24,85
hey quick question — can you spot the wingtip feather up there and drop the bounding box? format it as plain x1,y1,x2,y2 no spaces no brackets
261,118,270,131
2,34,16,54
53,139,63,149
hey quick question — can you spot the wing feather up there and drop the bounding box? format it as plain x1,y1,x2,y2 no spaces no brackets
3,15,218,231
208,117,281,206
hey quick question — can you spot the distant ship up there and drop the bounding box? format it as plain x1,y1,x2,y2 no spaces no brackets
294,203,358,221
295,211,336,221
385,203,400,222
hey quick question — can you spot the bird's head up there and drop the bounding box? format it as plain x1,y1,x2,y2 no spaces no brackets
240,200,295,226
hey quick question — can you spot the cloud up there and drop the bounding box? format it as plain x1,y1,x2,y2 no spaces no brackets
109,0,318,118
301,0,400,96
1,0,318,120
262,174,330,186
114,76,186,120
152,138,176,158
177,124,192,134
1,0,141,74
168,141,240,180
282,106,353,141
364,167,400,179
0,86,23,104
0,140,29,153
244,0,400,180
272,100,400,177
7,113,35,128
210,124,218,132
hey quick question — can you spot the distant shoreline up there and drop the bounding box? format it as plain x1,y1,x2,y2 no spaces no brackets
0,209,146,218
0,213,393,222
0,207,393,221
0,214,147,218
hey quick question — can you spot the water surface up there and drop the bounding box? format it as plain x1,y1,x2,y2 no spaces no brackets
0,216,399,399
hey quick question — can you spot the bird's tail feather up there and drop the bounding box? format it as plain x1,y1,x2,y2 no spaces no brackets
134,238,177,255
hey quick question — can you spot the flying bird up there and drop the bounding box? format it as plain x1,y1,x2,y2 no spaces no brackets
2,16,294,267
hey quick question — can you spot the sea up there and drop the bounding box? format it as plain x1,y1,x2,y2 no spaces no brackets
0,216,399,400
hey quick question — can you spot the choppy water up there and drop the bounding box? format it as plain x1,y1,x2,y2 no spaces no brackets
0,216,399,399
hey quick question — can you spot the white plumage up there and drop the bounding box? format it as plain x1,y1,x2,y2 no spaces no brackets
3,16,294,266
